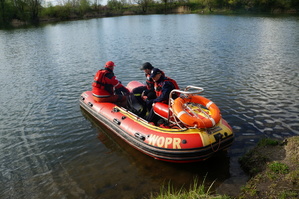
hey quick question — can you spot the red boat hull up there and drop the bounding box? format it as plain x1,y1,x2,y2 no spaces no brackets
79,82,234,163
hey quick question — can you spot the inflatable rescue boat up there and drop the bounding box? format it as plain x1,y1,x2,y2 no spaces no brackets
79,81,234,163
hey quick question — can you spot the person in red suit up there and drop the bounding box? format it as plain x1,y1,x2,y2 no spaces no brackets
92,61,129,107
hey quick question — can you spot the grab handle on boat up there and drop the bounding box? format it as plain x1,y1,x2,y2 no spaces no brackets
214,133,223,142
113,118,121,125
134,132,145,141
113,107,120,112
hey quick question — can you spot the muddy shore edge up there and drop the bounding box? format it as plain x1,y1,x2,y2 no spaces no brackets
237,136,299,198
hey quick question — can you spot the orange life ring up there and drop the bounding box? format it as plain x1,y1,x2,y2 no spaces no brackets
172,96,221,128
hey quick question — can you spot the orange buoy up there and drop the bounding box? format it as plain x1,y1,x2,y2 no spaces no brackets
172,96,221,128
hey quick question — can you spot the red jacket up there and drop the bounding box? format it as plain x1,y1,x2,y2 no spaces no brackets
92,69,126,98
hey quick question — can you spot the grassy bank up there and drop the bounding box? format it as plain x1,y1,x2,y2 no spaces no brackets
150,177,230,199
152,136,299,199
238,136,299,198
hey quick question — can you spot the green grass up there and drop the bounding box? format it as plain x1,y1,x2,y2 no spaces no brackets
151,177,231,199
268,161,289,174
257,138,280,147
279,190,298,199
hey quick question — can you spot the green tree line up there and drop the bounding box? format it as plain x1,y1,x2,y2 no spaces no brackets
0,0,298,27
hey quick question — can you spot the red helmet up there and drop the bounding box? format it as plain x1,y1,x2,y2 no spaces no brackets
105,61,115,68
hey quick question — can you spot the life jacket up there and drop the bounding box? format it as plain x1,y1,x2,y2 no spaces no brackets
145,74,154,91
145,70,165,91
155,77,179,98
92,69,114,95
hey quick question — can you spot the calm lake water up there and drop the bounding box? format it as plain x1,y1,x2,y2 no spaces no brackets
1,14,298,198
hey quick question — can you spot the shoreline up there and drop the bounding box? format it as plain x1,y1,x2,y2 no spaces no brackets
151,136,299,198
3,7,299,29
236,136,299,198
